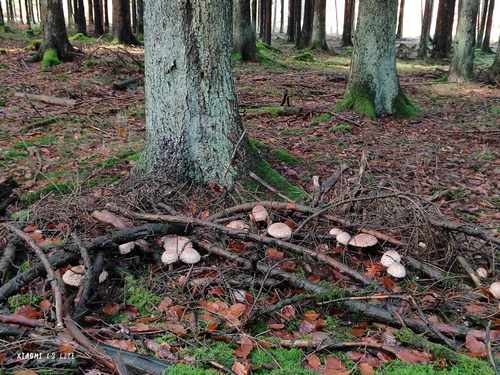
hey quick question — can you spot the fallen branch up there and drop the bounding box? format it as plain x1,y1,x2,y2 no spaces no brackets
0,240,17,282
0,314,47,328
14,92,76,106
249,172,294,203
319,163,347,203
73,252,104,320
457,256,482,288
429,218,500,247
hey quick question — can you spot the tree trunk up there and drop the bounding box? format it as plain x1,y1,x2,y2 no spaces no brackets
136,0,142,34
272,0,276,32
131,0,137,33
93,0,103,35
339,0,416,118
487,34,500,80
142,0,248,188
103,0,109,32
233,0,257,61
477,0,489,45
300,0,314,48
112,0,137,44
311,0,327,50
480,0,494,51
293,0,302,48
287,0,295,41
88,0,93,24
0,1,5,25
18,0,23,23
449,0,479,81
418,0,434,58
263,0,272,44
252,0,257,30
24,0,30,25
7,0,13,22
334,0,339,35
40,0,73,61
342,0,355,46
66,0,73,27
259,0,264,38
433,0,456,57
74,0,86,34
279,0,283,33
396,0,405,38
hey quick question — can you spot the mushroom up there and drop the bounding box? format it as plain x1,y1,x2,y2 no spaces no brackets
251,205,269,223
349,233,378,248
119,242,135,255
380,250,402,267
62,265,85,287
226,220,249,231
477,267,488,279
267,223,292,240
98,270,109,283
162,235,192,253
387,263,406,279
489,282,500,299
329,228,344,238
161,249,179,265
336,231,352,246
179,247,201,264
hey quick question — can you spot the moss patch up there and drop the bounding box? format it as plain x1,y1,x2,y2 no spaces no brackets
26,38,42,51
41,48,61,69
336,86,376,119
393,91,419,118
69,33,96,43
329,123,352,134
124,275,161,316
272,148,302,165
168,365,217,375
251,348,316,374
8,293,42,312
188,342,236,369
21,182,75,205
294,51,315,62
311,113,333,125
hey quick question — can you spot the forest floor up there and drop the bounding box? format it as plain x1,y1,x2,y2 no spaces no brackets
0,26,499,375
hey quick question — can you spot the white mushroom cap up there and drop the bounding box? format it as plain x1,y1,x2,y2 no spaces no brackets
62,265,85,287
477,267,488,279
329,228,344,237
251,205,269,222
489,282,500,299
99,270,109,283
162,235,192,253
381,250,402,267
179,247,201,264
349,234,378,248
119,242,135,255
226,220,249,231
387,263,406,279
267,223,292,240
336,231,352,246
161,249,179,265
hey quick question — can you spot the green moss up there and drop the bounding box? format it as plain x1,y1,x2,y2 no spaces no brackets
168,364,217,375
256,41,286,69
393,92,419,118
232,51,242,62
272,148,302,165
251,348,317,374
189,342,235,369
41,48,61,69
329,123,352,134
10,209,31,221
253,159,307,201
336,87,376,119
21,182,75,205
26,39,42,51
377,361,494,375
8,293,42,312
2,149,28,160
490,106,500,115
311,113,333,125
294,51,315,62
247,106,286,117
69,33,96,43
281,128,306,136
124,275,161,316
97,156,121,169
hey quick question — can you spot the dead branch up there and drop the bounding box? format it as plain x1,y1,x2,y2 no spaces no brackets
14,92,76,106
73,252,104,320
0,314,47,328
429,218,500,247
0,240,17,282
457,256,482,288
319,163,347,203
249,172,294,203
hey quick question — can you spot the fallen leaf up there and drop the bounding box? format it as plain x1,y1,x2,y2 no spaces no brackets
164,322,187,336
104,339,136,352
359,362,375,375
158,297,174,312
395,348,432,364
280,305,296,320
307,353,322,369
39,299,52,312
232,360,250,375
268,323,285,330
465,333,487,356
325,356,346,370
235,335,254,359
304,310,320,322
227,303,247,319
13,371,38,375
58,342,75,354
91,210,131,229
102,303,120,316
16,305,41,319
266,248,284,260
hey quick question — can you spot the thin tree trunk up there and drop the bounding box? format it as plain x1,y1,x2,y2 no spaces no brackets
418,0,434,58
93,0,103,35
279,0,284,33
143,0,248,188
311,0,328,50
259,0,264,38
18,0,23,23
67,0,73,27
0,1,4,25
481,0,494,51
265,0,272,43
40,0,73,61
24,0,30,26
477,0,489,45
37,0,40,23
287,0,295,41
88,0,93,25
334,0,339,35
272,0,276,32
131,0,137,33
433,0,456,57
252,0,257,30
136,0,142,34
103,0,109,32
340,0,415,117
293,0,302,48
234,0,257,61
342,0,355,46
396,0,405,38
74,0,87,34
7,0,13,22
112,0,137,44
487,34,500,80
300,0,314,48
450,0,479,81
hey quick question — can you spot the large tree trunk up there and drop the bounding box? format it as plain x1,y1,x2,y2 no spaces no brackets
396,0,405,38
74,0,86,34
142,0,248,188
234,0,257,61
450,0,479,81
25,0,31,25
339,0,416,118
40,0,72,62
311,0,328,50
342,0,355,46
136,0,143,34
93,0,103,35
279,0,284,33
433,0,456,57
300,0,314,48
477,0,489,45
287,0,295,41
487,34,500,80
112,0,137,44
293,0,302,48
272,0,276,32
418,0,434,58
481,0,494,51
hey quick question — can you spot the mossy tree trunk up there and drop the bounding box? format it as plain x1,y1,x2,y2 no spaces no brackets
477,0,489,45
234,0,257,61
432,0,456,57
300,0,314,48
93,0,103,35
449,0,479,82
342,0,355,46
112,0,137,44
74,0,86,34
418,0,434,58
311,0,328,50
480,0,494,51
39,0,73,62
396,0,405,38
340,0,416,118
487,34,500,80
142,0,248,189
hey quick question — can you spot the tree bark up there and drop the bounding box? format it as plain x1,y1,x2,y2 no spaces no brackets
88,0,93,24
103,0,109,32
40,0,73,61
342,0,355,46
93,0,103,35
74,0,87,34
18,0,23,23
25,0,31,25
287,0,295,41
131,0,137,33
142,0,248,189
252,0,257,30
340,0,415,117
487,34,500,80
263,0,272,44
396,0,405,38
433,0,456,57
7,0,13,22
477,0,489,45
136,0,143,34
66,0,73,27
449,0,479,81
480,0,494,51
272,0,276,32
311,0,328,50
234,0,257,61
293,0,302,48
0,1,5,25
259,0,264,38
418,0,434,58
279,0,284,33
300,0,314,48
112,0,137,44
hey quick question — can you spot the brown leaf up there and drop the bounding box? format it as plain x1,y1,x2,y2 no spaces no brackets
130,323,157,333
382,276,396,290
102,303,121,316
16,305,41,319
298,319,316,334
465,333,487,356
13,371,38,375
232,361,250,375
280,260,297,272
307,353,322,370
158,297,174,312
325,356,346,370
104,339,136,352
358,363,375,375
164,322,187,336
91,210,131,229
266,248,284,260
304,310,320,322
58,342,75,354
268,323,285,330
235,335,254,359
227,303,247,319
39,299,52,312
395,348,432,364
280,305,296,320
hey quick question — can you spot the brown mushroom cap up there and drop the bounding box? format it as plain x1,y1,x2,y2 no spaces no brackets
226,220,250,231
179,247,201,264
489,282,500,299
349,233,378,248
62,265,86,287
387,263,406,279
336,231,352,246
251,205,269,222
267,222,292,240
